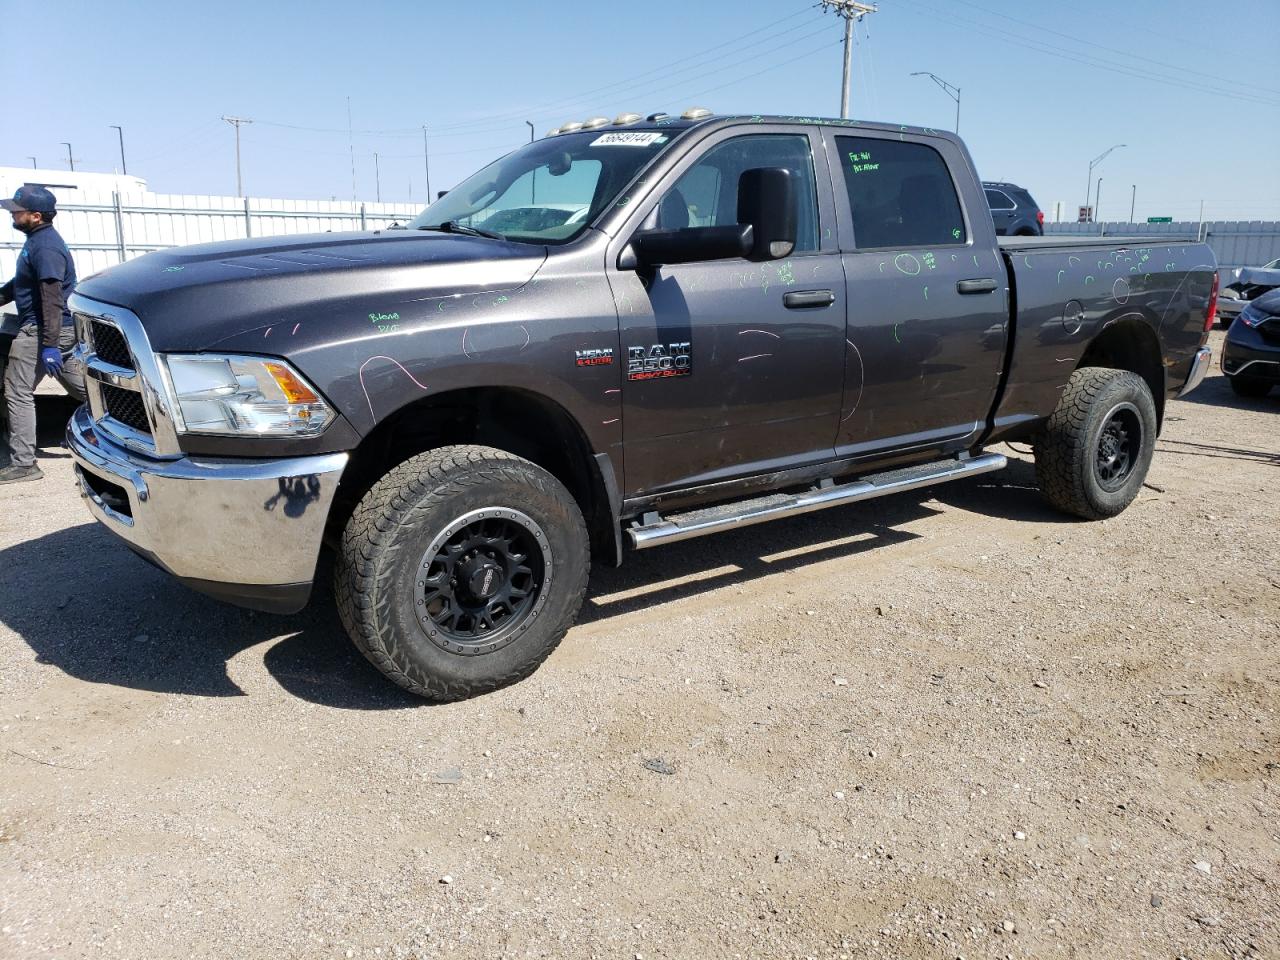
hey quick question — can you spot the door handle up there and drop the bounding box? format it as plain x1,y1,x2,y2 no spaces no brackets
783,289,835,309
957,278,998,294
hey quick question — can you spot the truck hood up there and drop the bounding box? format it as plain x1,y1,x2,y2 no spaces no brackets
74,230,547,351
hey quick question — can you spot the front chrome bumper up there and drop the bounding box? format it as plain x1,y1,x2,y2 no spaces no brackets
67,405,348,613
1176,346,1214,398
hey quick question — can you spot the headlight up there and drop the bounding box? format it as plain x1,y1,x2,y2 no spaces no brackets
160,354,335,437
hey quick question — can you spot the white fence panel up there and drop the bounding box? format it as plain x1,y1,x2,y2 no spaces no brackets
0,190,421,285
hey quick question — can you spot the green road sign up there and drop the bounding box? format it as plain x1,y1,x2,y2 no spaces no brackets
1147,217,1173,223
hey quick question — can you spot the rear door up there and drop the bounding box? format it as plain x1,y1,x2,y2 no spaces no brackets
826,131,1007,458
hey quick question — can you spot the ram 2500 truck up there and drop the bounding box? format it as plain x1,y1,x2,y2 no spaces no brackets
65,110,1218,700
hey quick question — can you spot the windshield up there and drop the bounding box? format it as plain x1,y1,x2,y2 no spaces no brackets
410,130,676,244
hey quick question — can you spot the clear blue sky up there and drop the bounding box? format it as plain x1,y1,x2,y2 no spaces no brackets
5,0,1278,221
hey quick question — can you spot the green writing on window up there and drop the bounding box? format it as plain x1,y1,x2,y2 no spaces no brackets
848,150,879,174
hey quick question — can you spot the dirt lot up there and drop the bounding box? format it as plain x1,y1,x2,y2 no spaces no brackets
1,330,1277,960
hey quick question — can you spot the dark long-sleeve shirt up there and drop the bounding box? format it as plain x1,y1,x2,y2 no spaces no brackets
2,223,77,348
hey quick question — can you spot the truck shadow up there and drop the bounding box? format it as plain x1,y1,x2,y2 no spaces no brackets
582,456,1071,622
0,523,422,710
4,460,1067,707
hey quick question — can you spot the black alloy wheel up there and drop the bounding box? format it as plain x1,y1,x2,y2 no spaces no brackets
416,507,550,656
1094,403,1142,492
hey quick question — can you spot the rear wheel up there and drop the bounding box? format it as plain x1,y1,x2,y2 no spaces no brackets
1034,367,1157,520
1229,375,1272,398
335,445,590,701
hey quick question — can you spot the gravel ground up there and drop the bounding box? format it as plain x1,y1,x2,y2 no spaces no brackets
2,330,1277,960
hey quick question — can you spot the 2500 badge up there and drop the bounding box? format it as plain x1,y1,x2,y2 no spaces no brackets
627,342,692,381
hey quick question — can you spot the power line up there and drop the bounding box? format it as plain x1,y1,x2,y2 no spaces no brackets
940,0,1280,99
896,0,1278,107
249,3,826,141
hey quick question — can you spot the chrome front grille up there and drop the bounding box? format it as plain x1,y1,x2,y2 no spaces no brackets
90,320,132,368
100,383,152,433
72,301,182,456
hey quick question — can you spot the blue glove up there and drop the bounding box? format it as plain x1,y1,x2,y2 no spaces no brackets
40,347,64,378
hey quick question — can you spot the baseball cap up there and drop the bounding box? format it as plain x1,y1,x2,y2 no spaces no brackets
1,184,57,214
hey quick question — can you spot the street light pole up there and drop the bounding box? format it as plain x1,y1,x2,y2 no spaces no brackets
1130,184,1136,223
821,0,878,119
1085,143,1125,222
1096,178,1103,224
526,121,537,204
374,152,381,202
910,71,961,133
61,142,75,171
109,125,128,175
26,157,36,169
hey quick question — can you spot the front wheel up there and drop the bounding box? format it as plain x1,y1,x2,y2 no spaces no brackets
335,445,590,701
1034,367,1158,520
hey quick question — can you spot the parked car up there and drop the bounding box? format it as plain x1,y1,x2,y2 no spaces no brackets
1221,286,1280,397
1217,257,1280,328
982,181,1044,236
66,110,1216,700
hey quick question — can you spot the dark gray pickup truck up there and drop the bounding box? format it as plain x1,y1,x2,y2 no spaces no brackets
65,110,1218,699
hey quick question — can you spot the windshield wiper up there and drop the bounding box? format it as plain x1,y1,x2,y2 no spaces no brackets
417,220,504,240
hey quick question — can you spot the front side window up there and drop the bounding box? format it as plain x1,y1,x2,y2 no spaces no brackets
655,134,820,253
411,130,676,244
835,136,966,249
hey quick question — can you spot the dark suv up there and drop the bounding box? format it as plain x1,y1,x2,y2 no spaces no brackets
983,181,1044,236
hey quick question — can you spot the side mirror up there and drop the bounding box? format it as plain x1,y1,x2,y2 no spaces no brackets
737,167,796,261
629,224,753,268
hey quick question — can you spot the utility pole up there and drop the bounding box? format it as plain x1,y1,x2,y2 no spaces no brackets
910,72,961,132
422,125,432,202
221,116,253,197
61,142,75,171
346,97,357,202
821,0,877,119
374,152,381,202
1129,184,1136,223
109,125,128,175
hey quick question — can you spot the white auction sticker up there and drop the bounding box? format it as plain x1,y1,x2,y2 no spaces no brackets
590,132,666,147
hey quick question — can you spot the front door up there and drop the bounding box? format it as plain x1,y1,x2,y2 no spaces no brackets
608,130,846,498
827,132,1007,458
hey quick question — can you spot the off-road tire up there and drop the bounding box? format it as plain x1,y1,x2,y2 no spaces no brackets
1034,367,1157,520
1228,375,1272,398
335,445,590,701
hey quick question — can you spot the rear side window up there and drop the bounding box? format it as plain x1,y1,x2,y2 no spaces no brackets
984,189,1015,210
835,136,966,249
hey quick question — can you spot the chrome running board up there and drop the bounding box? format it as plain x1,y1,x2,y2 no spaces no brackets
627,452,1008,550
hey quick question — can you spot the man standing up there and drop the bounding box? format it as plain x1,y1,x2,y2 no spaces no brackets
0,185,85,484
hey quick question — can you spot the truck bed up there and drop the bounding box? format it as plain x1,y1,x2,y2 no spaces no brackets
987,236,1216,444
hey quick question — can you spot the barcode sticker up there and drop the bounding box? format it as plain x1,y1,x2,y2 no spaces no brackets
590,132,666,147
